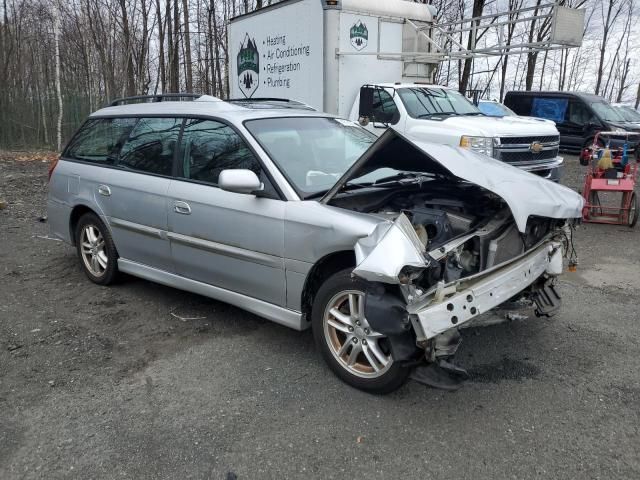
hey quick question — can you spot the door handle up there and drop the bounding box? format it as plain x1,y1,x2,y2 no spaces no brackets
174,201,192,215
98,185,111,196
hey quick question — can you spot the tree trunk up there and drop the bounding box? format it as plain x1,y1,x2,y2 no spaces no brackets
119,0,136,96
156,0,166,92
173,0,180,91
459,0,485,94
182,0,192,92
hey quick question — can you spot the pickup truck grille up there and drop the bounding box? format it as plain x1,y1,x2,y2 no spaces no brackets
495,135,560,165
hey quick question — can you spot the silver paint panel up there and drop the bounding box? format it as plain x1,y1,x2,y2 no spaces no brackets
167,179,286,306
118,258,306,330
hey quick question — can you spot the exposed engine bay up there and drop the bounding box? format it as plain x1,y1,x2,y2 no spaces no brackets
330,181,568,289
329,180,574,390
319,130,583,390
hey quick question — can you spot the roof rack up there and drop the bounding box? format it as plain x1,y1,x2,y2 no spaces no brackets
227,97,315,110
108,93,202,107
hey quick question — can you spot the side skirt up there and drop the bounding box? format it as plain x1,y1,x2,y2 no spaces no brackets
117,258,307,331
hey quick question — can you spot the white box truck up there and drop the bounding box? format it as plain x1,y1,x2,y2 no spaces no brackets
229,0,564,181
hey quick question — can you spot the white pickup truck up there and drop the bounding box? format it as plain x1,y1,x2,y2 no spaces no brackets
229,0,564,181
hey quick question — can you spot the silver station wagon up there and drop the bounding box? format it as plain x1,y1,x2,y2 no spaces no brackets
48,95,583,393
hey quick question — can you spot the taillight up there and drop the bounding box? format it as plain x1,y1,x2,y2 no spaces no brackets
48,157,60,182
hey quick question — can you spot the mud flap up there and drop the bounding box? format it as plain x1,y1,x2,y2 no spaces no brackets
363,283,421,362
531,281,561,317
410,359,469,391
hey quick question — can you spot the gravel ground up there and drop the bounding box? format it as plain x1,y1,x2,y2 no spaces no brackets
1,153,639,480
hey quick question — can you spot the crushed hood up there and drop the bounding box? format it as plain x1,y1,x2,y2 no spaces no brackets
322,129,583,232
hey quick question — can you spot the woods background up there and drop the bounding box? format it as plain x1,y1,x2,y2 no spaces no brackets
0,0,638,150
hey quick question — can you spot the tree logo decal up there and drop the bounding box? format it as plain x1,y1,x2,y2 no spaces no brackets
237,33,259,98
350,20,368,51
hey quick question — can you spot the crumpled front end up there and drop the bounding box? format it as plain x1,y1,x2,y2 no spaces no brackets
325,129,583,388
349,212,572,389
353,213,568,337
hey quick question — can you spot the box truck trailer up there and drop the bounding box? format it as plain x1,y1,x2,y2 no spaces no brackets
229,0,564,181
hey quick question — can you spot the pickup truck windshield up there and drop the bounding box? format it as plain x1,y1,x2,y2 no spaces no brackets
398,87,481,118
245,117,380,197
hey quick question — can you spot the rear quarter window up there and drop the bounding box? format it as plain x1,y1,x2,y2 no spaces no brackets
64,118,137,164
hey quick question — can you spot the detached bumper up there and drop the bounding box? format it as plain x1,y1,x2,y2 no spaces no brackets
410,241,563,340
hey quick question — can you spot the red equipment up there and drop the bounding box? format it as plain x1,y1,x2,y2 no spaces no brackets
580,131,638,227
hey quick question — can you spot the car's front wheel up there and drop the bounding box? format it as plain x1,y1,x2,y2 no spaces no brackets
75,212,119,285
312,269,409,394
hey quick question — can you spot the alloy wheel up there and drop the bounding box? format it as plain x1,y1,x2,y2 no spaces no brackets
80,225,108,277
323,290,393,378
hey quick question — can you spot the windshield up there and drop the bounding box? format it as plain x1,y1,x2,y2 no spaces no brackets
616,106,640,122
591,102,626,123
478,101,516,117
397,87,482,118
245,117,378,197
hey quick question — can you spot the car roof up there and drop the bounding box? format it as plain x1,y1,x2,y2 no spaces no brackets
505,90,605,102
375,83,453,90
90,97,328,122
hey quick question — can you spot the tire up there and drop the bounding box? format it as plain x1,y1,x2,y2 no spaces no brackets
75,212,119,285
311,268,409,394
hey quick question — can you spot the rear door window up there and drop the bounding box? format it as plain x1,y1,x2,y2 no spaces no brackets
64,118,137,164
118,118,182,176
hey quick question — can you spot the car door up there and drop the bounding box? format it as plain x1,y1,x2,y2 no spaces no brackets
94,117,181,273
167,118,286,306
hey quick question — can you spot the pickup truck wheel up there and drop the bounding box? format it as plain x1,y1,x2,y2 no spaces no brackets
75,212,119,285
312,269,409,394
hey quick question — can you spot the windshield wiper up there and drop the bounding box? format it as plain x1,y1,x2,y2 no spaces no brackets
372,172,433,186
461,112,484,116
417,112,455,119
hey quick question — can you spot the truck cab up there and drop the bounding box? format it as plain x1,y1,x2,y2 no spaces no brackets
351,84,564,182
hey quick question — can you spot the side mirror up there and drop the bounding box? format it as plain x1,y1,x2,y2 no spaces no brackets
218,169,263,195
359,86,374,120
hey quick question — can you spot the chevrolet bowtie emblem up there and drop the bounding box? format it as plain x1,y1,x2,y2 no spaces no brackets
530,141,543,154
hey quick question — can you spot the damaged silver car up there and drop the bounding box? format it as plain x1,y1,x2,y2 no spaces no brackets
47,96,583,393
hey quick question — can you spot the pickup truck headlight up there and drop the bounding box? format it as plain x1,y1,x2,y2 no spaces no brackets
459,136,494,157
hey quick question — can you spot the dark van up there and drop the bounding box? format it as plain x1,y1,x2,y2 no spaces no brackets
504,91,640,158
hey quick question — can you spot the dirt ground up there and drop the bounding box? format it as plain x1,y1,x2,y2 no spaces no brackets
1,152,639,480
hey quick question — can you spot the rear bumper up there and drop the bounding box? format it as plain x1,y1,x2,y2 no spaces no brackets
410,241,563,340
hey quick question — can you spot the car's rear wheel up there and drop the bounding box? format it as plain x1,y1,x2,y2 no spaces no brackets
312,269,409,394
75,212,119,285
